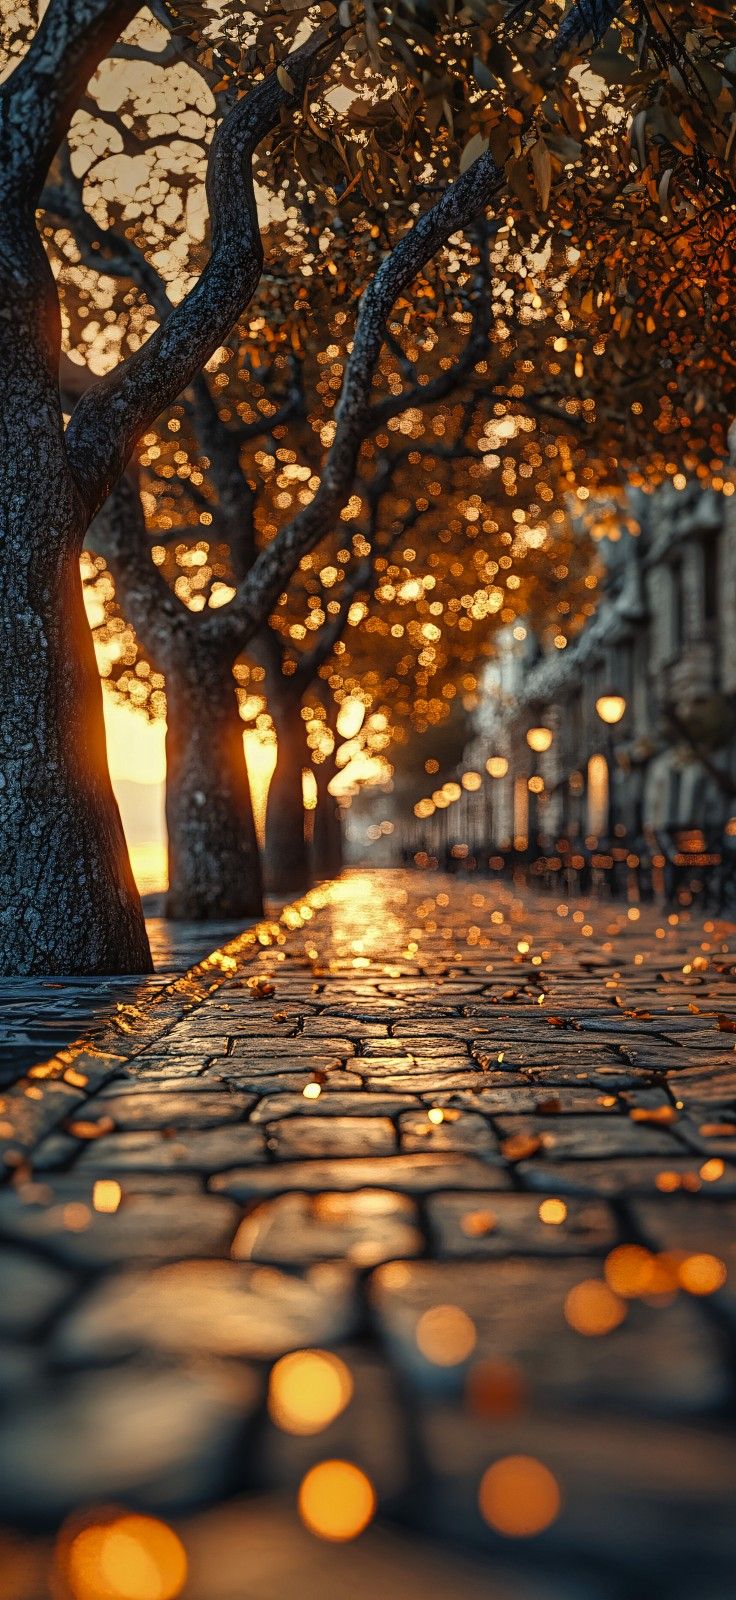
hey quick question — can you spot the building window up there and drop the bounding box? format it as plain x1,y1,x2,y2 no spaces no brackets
669,559,684,657
703,532,719,627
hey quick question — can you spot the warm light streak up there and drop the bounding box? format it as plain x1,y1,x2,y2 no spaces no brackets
245,731,278,848
336,697,366,739
302,768,318,812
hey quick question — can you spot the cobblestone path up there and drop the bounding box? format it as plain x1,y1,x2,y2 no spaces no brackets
2,871,736,1598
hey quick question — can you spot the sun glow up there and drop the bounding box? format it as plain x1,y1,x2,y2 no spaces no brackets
102,699,278,893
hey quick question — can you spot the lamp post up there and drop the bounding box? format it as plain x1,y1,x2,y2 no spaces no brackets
485,756,509,853
525,726,553,846
595,692,627,838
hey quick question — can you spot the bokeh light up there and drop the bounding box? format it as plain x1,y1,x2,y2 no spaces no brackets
268,1349,353,1435
678,1253,727,1296
467,1359,527,1418
298,1461,376,1542
58,1513,187,1600
564,1279,626,1336
479,1456,561,1537
415,1303,477,1365
92,1180,122,1214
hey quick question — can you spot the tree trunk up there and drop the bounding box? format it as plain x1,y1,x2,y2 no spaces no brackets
164,648,263,921
264,695,311,896
312,765,344,880
0,537,152,975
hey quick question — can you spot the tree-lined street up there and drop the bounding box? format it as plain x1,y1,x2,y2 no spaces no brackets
2,2,736,1593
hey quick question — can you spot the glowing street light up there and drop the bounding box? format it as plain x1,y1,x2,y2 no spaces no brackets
594,690,627,839
595,692,627,726
461,770,482,792
486,756,509,779
526,726,554,754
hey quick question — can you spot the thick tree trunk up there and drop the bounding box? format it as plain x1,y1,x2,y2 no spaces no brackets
0,155,152,975
0,536,152,975
164,649,263,921
312,766,344,880
264,696,311,897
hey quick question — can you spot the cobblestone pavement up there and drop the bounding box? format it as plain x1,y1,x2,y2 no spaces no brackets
2,871,736,1599
0,899,255,1088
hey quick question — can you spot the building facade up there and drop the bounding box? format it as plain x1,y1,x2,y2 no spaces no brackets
461,483,736,856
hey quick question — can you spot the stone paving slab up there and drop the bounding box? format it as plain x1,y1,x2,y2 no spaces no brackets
3,870,736,1595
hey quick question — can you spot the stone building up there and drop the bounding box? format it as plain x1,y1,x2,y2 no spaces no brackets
461,483,736,853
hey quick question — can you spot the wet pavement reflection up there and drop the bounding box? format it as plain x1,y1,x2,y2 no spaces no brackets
1,870,736,1598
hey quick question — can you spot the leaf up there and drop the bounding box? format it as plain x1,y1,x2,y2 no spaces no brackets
66,1116,116,1139
630,1106,679,1125
531,137,552,210
717,1014,736,1032
277,63,296,95
473,54,495,90
657,166,673,218
247,975,276,996
555,0,622,56
726,112,736,167
501,1133,544,1161
630,109,648,170
459,132,489,175
535,1095,562,1114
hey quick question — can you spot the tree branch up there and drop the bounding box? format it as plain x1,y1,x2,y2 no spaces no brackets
64,23,345,515
292,556,373,691
204,147,506,651
0,1,137,201
365,219,497,432
88,468,193,658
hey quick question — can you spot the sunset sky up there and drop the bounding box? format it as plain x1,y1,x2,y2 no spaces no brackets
106,697,277,895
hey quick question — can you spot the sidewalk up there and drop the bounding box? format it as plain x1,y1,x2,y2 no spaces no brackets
2,870,736,1598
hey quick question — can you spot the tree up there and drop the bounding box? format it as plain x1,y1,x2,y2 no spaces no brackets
55,202,517,908
11,0,730,972
6,0,541,967
0,2,345,972
73,189,609,911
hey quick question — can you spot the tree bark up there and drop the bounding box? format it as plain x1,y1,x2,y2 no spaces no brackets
0,13,339,975
0,523,152,975
164,645,263,921
0,202,151,974
312,764,344,880
264,696,311,897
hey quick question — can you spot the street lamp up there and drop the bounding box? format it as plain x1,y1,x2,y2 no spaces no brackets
525,728,553,851
595,691,627,838
486,756,509,778
595,693,627,727
526,725,554,753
